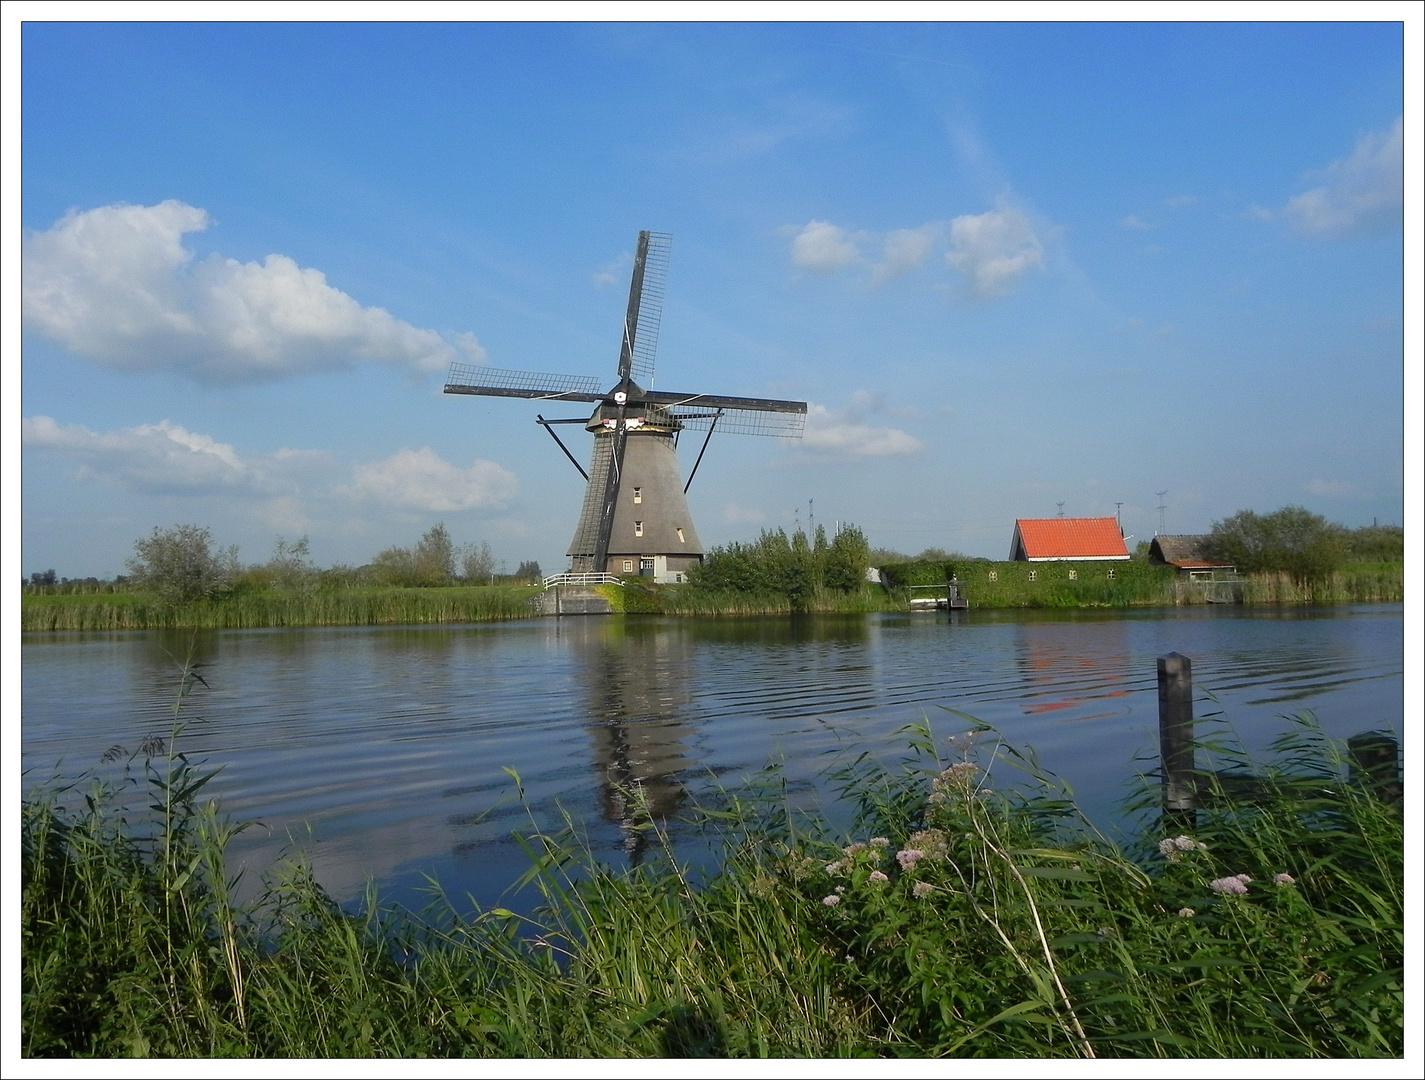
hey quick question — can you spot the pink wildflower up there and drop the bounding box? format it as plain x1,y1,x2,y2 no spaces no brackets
1209,874,1251,896
869,870,889,884
822,894,840,907
1274,873,1296,887
824,861,846,876
869,837,890,848
1177,908,1195,918
912,881,934,899
896,849,925,871
1158,835,1199,858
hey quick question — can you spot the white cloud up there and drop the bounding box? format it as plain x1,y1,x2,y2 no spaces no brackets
1280,118,1403,237
790,220,860,271
1306,478,1356,497
801,403,922,458
23,415,261,494
22,201,487,383
1119,215,1154,231
872,225,939,284
945,203,1044,298
349,447,517,513
1164,195,1198,209
722,503,767,526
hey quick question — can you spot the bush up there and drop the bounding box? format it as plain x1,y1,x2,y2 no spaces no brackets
1346,524,1403,563
125,525,238,605
691,524,871,607
1203,506,1349,584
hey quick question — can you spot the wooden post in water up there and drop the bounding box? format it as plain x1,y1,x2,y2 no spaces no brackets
1347,731,1402,803
1158,652,1197,814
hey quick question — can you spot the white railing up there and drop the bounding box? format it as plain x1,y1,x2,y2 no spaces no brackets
542,572,625,589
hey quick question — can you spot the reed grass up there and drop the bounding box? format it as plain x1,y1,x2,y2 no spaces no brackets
23,666,1402,1058
21,586,541,632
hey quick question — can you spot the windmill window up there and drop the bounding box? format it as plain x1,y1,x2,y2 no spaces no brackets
633,488,642,504
988,571,998,582
1028,570,1037,582
1068,569,1078,581
634,521,644,537
623,560,634,573
676,528,684,543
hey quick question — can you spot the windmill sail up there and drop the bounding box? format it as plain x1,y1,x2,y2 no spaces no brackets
619,231,672,387
445,364,604,401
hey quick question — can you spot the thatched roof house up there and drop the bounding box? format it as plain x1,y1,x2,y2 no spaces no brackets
1009,518,1130,561
1149,535,1236,575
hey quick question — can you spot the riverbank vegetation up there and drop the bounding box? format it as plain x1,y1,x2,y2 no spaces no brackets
23,688,1402,1057
21,515,1404,631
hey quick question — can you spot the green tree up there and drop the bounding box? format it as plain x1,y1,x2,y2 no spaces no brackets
263,536,316,593
414,523,455,585
461,541,496,583
825,524,871,592
514,560,542,583
126,524,237,605
1203,506,1349,583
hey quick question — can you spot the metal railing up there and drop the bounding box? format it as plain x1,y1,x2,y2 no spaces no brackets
542,572,625,589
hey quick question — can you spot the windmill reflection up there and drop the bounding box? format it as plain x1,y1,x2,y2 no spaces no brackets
567,618,696,862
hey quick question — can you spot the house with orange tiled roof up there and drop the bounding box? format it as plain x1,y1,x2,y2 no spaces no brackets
1009,518,1130,562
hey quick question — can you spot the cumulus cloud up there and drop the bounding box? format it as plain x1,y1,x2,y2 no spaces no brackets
1280,117,1403,237
790,220,860,271
22,200,486,383
349,447,517,513
801,401,922,458
23,415,263,495
1119,214,1154,231
945,203,1045,298
24,415,516,520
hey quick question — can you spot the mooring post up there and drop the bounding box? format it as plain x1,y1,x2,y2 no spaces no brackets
1347,731,1402,804
1158,652,1197,814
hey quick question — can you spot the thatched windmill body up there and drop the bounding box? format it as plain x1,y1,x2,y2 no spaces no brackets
445,232,807,580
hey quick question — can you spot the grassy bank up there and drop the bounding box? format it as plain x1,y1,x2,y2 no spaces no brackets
23,691,1402,1057
20,586,542,632
21,563,1403,632
880,559,1403,609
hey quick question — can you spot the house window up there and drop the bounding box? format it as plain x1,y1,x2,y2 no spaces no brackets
1028,570,1037,582
988,571,998,582
1068,569,1078,581
676,528,684,543
634,521,643,537
1106,569,1116,580
633,487,642,504
622,560,634,573
640,558,655,575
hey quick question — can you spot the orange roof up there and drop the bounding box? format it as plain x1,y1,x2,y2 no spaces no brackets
1012,518,1130,560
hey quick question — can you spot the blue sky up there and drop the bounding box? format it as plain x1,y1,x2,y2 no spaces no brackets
14,17,1413,577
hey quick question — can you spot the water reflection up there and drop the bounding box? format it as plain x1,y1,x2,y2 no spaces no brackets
1012,620,1133,722
568,619,696,861
21,607,1403,912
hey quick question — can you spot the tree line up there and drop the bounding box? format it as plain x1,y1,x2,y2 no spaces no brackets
1199,507,1402,583
689,524,872,607
25,523,543,605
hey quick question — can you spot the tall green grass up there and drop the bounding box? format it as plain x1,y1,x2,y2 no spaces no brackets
23,669,1402,1057
21,586,541,632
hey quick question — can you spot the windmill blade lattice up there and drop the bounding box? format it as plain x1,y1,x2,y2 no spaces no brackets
623,232,672,387
445,364,603,402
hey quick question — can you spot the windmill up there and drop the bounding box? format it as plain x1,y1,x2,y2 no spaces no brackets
445,231,807,580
